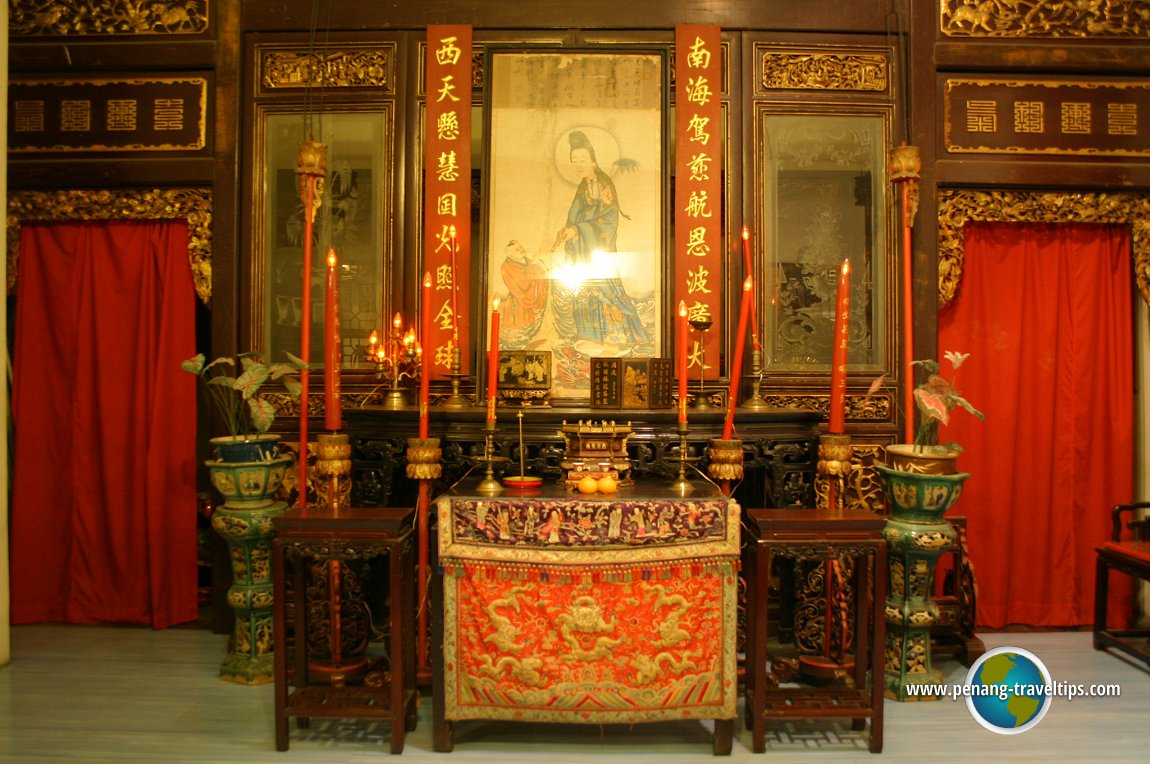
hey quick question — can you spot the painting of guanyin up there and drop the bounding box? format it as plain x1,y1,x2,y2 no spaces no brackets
486,51,664,399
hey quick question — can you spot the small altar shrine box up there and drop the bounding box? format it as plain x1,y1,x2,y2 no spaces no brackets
558,419,633,488
590,357,673,409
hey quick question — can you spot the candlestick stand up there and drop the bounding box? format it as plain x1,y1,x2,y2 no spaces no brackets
670,422,695,495
440,346,471,409
739,344,773,411
475,422,507,493
817,433,853,511
689,318,716,410
371,323,419,409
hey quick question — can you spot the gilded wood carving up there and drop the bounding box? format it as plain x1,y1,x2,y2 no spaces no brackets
758,47,889,93
260,47,396,92
940,0,1148,38
7,188,212,303
937,189,1150,309
10,0,209,36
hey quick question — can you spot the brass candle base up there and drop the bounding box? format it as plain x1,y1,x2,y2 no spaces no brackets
669,424,695,495
438,372,471,409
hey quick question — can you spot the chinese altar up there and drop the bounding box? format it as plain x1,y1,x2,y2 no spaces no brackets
433,480,740,753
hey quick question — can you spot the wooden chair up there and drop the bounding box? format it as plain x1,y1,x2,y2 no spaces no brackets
1093,501,1150,668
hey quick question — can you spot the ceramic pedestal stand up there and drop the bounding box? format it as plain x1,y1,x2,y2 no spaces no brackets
208,455,292,684
876,451,968,700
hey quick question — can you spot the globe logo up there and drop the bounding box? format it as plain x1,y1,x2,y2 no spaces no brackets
964,646,1052,734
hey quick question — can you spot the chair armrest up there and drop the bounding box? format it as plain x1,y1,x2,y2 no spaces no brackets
1111,502,1150,541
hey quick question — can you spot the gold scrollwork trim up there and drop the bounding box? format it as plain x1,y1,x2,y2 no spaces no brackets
759,48,889,92
261,46,396,92
762,393,891,421
939,0,1146,38
8,188,212,304
10,0,209,37
937,189,1150,309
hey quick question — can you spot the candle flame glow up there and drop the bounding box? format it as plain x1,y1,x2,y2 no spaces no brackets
493,297,501,311
741,226,749,241
393,312,402,329
327,249,337,268
678,300,687,317
743,276,753,291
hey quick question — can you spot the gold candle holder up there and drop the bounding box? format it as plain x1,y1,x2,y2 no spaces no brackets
475,421,505,493
739,344,773,411
817,433,853,510
439,345,471,409
314,432,352,511
405,437,443,481
707,438,745,481
670,422,694,495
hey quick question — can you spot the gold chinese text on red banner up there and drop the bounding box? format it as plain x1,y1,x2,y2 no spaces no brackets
675,26,723,380
425,26,473,375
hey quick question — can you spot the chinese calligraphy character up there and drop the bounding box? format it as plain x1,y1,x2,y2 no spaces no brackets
685,76,714,107
684,190,714,219
685,226,711,258
107,99,138,131
1107,103,1137,136
965,100,997,133
1013,101,1044,134
434,263,454,291
1060,102,1091,134
61,100,91,132
14,101,45,132
436,110,461,140
687,151,712,180
436,150,460,182
437,74,460,103
686,114,711,145
686,265,713,294
686,37,712,70
435,36,462,66
153,98,185,131
436,193,458,217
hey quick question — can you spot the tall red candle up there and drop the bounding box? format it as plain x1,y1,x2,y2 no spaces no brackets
828,259,851,433
449,225,460,347
324,248,342,431
741,227,760,351
677,300,689,424
486,298,501,423
419,271,432,439
723,276,754,440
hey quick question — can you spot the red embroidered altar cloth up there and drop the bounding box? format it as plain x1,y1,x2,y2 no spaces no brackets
437,481,739,724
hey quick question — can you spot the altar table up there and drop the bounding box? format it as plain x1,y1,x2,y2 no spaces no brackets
432,480,740,755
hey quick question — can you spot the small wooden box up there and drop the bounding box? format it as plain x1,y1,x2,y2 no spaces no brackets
590,357,673,409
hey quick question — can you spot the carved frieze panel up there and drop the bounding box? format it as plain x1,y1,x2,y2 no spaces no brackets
937,189,1150,309
945,78,1150,157
258,45,397,94
10,0,209,36
9,77,208,154
7,188,212,303
756,45,890,95
762,393,891,422
940,0,1148,38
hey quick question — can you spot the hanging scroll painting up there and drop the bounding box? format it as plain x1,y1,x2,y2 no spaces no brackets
484,49,667,401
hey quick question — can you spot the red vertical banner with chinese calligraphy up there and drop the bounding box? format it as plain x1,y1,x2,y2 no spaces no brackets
424,26,473,375
675,25,723,380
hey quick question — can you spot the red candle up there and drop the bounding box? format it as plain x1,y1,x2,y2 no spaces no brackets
419,271,432,439
828,259,851,433
677,300,689,424
449,225,460,347
486,298,501,423
324,248,342,431
723,276,754,440
741,227,760,351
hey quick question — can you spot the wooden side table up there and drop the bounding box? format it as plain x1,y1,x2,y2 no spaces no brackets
272,506,418,753
743,507,887,754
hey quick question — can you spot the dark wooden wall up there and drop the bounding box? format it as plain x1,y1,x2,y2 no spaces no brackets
8,1,1150,445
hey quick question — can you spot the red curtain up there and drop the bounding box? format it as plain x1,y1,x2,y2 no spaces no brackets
11,220,199,628
938,222,1134,628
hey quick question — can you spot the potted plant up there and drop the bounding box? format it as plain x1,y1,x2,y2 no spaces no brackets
872,351,983,701
887,350,985,474
182,351,307,463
